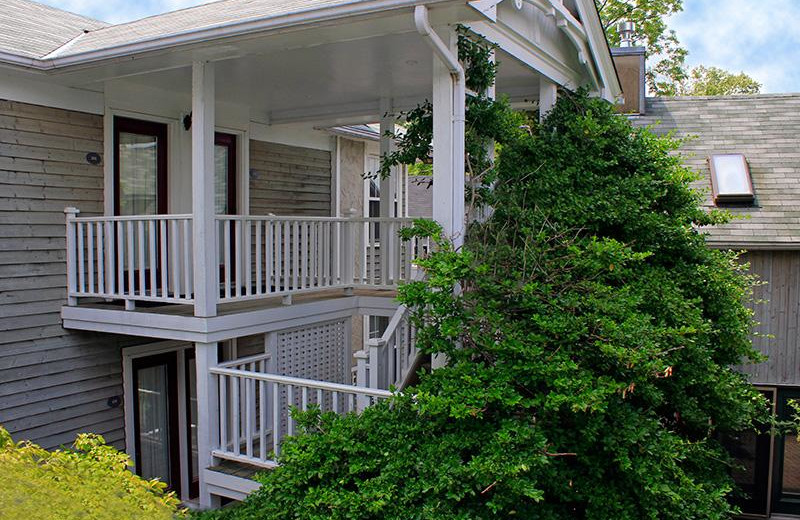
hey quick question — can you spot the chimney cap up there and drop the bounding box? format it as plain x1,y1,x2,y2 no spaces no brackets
618,21,636,47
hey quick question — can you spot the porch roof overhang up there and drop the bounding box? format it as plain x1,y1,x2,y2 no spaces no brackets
0,0,619,125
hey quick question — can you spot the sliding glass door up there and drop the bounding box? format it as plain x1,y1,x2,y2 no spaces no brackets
132,352,181,495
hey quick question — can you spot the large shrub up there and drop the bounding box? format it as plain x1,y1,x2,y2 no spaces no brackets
0,426,183,520
194,90,766,520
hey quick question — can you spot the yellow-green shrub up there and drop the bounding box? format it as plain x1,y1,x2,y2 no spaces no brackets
0,426,184,520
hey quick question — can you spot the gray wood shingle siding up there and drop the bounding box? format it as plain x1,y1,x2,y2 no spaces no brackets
249,140,332,216
740,251,800,386
0,100,128,450
633,94,800,249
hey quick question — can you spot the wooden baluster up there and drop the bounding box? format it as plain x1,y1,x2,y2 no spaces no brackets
76,221,85,294
148,220,157,297
219,374,228,452
224,219,232,299
232,374,240,456
283,221,291,291
235,219,242,298
137,220,146,295
301,222,309,289
272,382,280,457
105,220,114,297
95,222,104,296
259,379,266,461
126,221,135,296
245,373,253,457
86,221,95,294
301,386,308,412
292,221,299,290
170,220,179,298
117,221,125,296
287,385,295,436
183,219,192,299
255,220,262,295
159,219,167,299
265,221,273,294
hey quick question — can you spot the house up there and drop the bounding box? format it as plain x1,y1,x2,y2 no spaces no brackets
0,0,619,508
613,45,800,518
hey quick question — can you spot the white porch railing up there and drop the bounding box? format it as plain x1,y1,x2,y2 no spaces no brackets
209,366,392,467
65,209,426,308
356,304,419,391
64,209,194,307
215,215,418,304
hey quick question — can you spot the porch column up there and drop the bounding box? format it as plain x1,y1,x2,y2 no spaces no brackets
430,26,466,249
379,99,397,284
192,61,218,317
539,77,557,122
195,341,219,508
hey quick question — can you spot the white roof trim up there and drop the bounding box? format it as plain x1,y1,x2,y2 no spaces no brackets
0,0,456,71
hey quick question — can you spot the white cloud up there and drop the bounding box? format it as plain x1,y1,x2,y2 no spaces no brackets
668,0,800,93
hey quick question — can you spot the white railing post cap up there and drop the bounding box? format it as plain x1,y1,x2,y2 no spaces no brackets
64,207,80,216
354,350,369,359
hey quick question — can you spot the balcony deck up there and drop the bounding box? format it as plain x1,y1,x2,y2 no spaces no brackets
61,287,400,342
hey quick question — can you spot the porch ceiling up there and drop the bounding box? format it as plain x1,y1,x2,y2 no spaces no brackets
108,31,540,125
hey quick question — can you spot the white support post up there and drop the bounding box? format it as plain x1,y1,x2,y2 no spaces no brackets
430,26,466,249
379,99,397,284
192,60,218,318
64,207,80,306
539,77,558,122
195,341,219,508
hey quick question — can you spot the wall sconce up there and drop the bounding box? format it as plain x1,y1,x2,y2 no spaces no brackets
183,112,192,131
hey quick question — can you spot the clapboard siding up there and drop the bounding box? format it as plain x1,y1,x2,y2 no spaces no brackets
739,250,800,385
0,99,130,450
249,140,332,216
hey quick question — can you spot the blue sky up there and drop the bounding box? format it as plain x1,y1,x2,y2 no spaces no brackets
39,0,800,93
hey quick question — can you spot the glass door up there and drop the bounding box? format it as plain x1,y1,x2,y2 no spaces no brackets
773,388,800,515
114,117,168,294
132,352,181,495
724,389,773,516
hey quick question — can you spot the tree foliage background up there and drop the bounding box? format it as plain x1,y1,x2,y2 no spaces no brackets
0,426,183,520
196,29,769,520
597,0,761,96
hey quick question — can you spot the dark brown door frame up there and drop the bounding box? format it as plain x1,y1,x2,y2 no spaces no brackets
131,351,182,496
113,116,169,216
184,348,199,499
215,132,237,215
113,117,169,295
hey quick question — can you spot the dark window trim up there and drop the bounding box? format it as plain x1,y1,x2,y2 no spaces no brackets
113,116,169,216
215,132,237,215
131,351,181,497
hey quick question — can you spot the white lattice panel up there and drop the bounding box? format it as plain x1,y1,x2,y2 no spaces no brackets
272,318,351,439
276,318,350,383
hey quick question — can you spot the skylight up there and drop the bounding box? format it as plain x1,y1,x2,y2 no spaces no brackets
708,154,754,204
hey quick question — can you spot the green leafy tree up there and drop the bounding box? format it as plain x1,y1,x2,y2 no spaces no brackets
684,66,762,96
194,30,769,516
0,426,184,520
597,0,761,96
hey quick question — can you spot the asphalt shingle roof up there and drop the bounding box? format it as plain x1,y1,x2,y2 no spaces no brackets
0,0,107,58
633,94,800,249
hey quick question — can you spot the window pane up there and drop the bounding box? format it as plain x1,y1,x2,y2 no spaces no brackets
215,144,229,214
783,433,800,494
711,154,752,196
369,179,380,199
136,364,171,485
119,132,158,216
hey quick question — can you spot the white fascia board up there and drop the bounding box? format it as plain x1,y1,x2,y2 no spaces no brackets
0,71,103,114
469,19,583,89
573,0,621,100
0,0,459,72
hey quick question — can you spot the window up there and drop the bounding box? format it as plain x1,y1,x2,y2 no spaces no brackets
214,133,237,215
708,154,754,204
368,315,390,339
